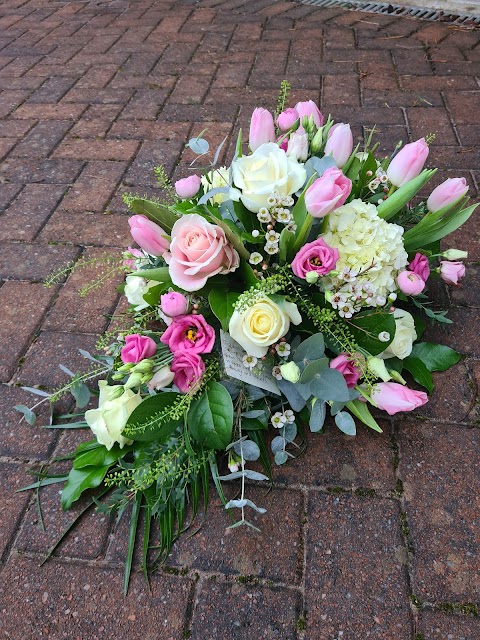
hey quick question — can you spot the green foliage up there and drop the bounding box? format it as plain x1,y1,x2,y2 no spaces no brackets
403,357,434,393
124,392,183,441
188,382,234,450
128,197,178,233
410,342,461,372
61,465,110,510
208,290,240,331
346,399,382,433
347,309,396,356
377,169,437,221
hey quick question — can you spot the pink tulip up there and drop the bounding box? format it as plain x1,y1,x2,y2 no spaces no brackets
397,271,426,296
305,167,352,218
408,253,430,282
324,123,353,169
440,261,465,285
387,138,429,187
121,334,157,364
372,382,428,416
128,215,170,257
175,174,201,199
295,100,323,128
427,177,468,212
249,107,275,151
277,108,299,132
329,354,361,389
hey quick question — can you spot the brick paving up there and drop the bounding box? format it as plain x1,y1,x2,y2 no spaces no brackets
0,0,479,638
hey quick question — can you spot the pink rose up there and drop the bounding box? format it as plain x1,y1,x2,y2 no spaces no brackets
324,123,353,169
277,108,299,132
440,261,465,285
397,271,426,296
305,167,352,218
129,215,170,257
329,354,361,389
387,138,429,187
161,314,215,355
121,334,157,364
427,177,468,212
292,238,339,279
372,382,428,416
171,351,205,393
175,175,201,199
249,107,275,151
161,292,189,317
408,253,430,282
166,213,239,291
295,100,323,129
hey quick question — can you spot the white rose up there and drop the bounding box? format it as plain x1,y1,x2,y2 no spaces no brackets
228,296,302,358
124,275,157,311
231,142,306,213
85,381,142,450
201,166,230,204
379,309,417,360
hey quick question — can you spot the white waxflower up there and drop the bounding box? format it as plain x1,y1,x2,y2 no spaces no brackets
249,252,263,265
257,208,272,223
265,230,280,244
242,354,258,369
272,365,283,380
271,412,287,428
276,209,292,224
284,409,295,424
264,244,279,255
275,342,291,357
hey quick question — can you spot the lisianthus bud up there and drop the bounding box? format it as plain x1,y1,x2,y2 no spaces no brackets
280,361,301,383
367,357,391,382
389,369,407,385
161,291,189,317
132,359,154,374
387,138,429,187
442,249,468,260
310,127,324,153
305,271,319,284
124,372,143,390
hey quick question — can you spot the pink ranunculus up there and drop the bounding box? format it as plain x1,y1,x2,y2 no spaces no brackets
305,167,352,218
372,382,428,416
397,271,425,296
440,261,466,285
286,131,309,162
387,138,429,187
277,107,299,132
160,291,189,317
295,100,323,129
129,215,170,257
408,253,430,282
166,213,239,291
324,123,353,169
292,238,339,279
249,107,276,151
329,354,361,389
171,351,205,393
427,177,469,212
160,313,215,355
175,175,201,199
121,334,157,364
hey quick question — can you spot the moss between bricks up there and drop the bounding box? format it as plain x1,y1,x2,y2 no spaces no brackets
237,575,259,585
400,510,414,553
438,602,478,616
296,615,307,631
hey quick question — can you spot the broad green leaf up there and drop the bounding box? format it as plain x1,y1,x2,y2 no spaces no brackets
377,169,437,220
410,342,461,372
242,417,267,431
208,290,240,331
213,218,250,260
335,411,356,436
233,200,255,232
188,382,233,450
124,392,182,442
347,309,396,355
129,267,172,284
129,197,178,233
61,465,110,510
403,356,434,393
73,443,134,470
309,367,350,403
142,283,169,306
346,399,382,432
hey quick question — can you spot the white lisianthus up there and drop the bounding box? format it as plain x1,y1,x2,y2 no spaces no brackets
124,275,157,311
379,309,417,360
200,166,230,204
85,381,142,450
147,366,175,390
229,296,302,358
230,143,306,213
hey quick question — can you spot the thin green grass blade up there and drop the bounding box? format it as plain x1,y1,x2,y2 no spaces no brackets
141,505,152,591
124,492,142,596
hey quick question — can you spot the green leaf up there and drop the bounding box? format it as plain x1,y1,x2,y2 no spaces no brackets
335,411,356,436
73,443,134,470
129,197,178,233
142,283,169,306
208,290,240,331
300,357,329,383
233,200,254,232
309,367,350,403
290,173,317,255
71,382,90,408
213,218,250,260
14,404,36,425
188,382,233,450
124,392,182,442
346,399,382,433
377,169,437,221
410,342,461,372
124,492,142,595
129,267,172,284
403,357,434,393
61,465,110,510
235,127,242,158
242,417,268,431
347,310,396,355
294,333,325,368
309,399,326,432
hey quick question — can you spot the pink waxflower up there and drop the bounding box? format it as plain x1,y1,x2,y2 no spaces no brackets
427,177,468,212
277,108,299,132
160,292,189,317
129,215,170,257
324,123,353,169
305,167,352,218
372,382,428,416
160,314,215,355
440,261,466,285
166,213,239,292
408,253,430,282
329,354,362,389
295,100,323,129
387,138,429,187
397,271,426,296
175,175,201,199
292,238,339,279
249,107,276,151
171,351,205,393
121,334,157,364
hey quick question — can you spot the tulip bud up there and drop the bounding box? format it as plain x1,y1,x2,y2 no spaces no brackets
295,100,323,129
442,249,468,260
175,175,201,199
426,177,468,212
129,215,170,257
286,132,309,162
367,357,391,382
305,167,352,218
324,123,353,169
249,107,276,151
279,361,301,383
387,138,429,187
305,271,319,284
277,108,299,132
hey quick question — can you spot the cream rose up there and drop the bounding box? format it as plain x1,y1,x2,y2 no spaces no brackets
85,381,142,450
228,296,301,358
231,142,306,213
379,309,417,360
124,275,157,311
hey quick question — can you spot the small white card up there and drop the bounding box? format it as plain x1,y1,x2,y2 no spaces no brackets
220,330,280,395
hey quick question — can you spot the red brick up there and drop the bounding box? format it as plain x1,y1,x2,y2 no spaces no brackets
0,118,35,137
0,242,80,281
118,88,169,120
445,91,480,125
419,610,480,639
38,210,131,247
407,107,457,146
68,103,124,138
9,119,72,158
61,160,126,211
107,119,191,141
26,76,77,103
0,463,31,558
12,101,87,120
400,75,479,91
0,157,83,184
53,138,139,161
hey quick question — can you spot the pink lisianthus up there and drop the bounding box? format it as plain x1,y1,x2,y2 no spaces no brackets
439,261,466,285
408,253,430,282
329,354,362,389
397,271,426,296
121,334,157,364
175,175,201,199
249,107,276,151
160,292,189,317
171,351,205,393
372,382,428,415
292,238,339,279
166,214,239,292
305,167,352,218
160,314,215,355
122,246,144,269
129,215,170,257
427,177,468,212
277,108,299,132
387,138,429,187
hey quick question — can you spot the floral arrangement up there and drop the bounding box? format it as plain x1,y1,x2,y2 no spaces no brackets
18,83,476,591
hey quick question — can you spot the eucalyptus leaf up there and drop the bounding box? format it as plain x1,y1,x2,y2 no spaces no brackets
14,404,36,425
271,435,286,453
233,439,260,461
274,450,289,465
335,411,357,436
294,334,325,368
277,378,307,411
309,367,350,403
300,357,329,383
188,137,209,155
283,422,297,443
309,399,326,432
71,382,90,408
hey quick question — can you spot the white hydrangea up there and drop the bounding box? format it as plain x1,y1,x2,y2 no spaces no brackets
323,199,408,307
201,166,230,204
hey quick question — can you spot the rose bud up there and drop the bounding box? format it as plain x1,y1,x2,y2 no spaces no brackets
295,100,323,129
277,108,299,132
387,138,429,187
329,354,361,389
128,215,170,257
439,261,466,285
160,291,189,317
397,270,426,296
426,177,468,212
305,167,352,218
175,174,201,199
121,334,157,364
324,123,353,169
249,107,276,151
